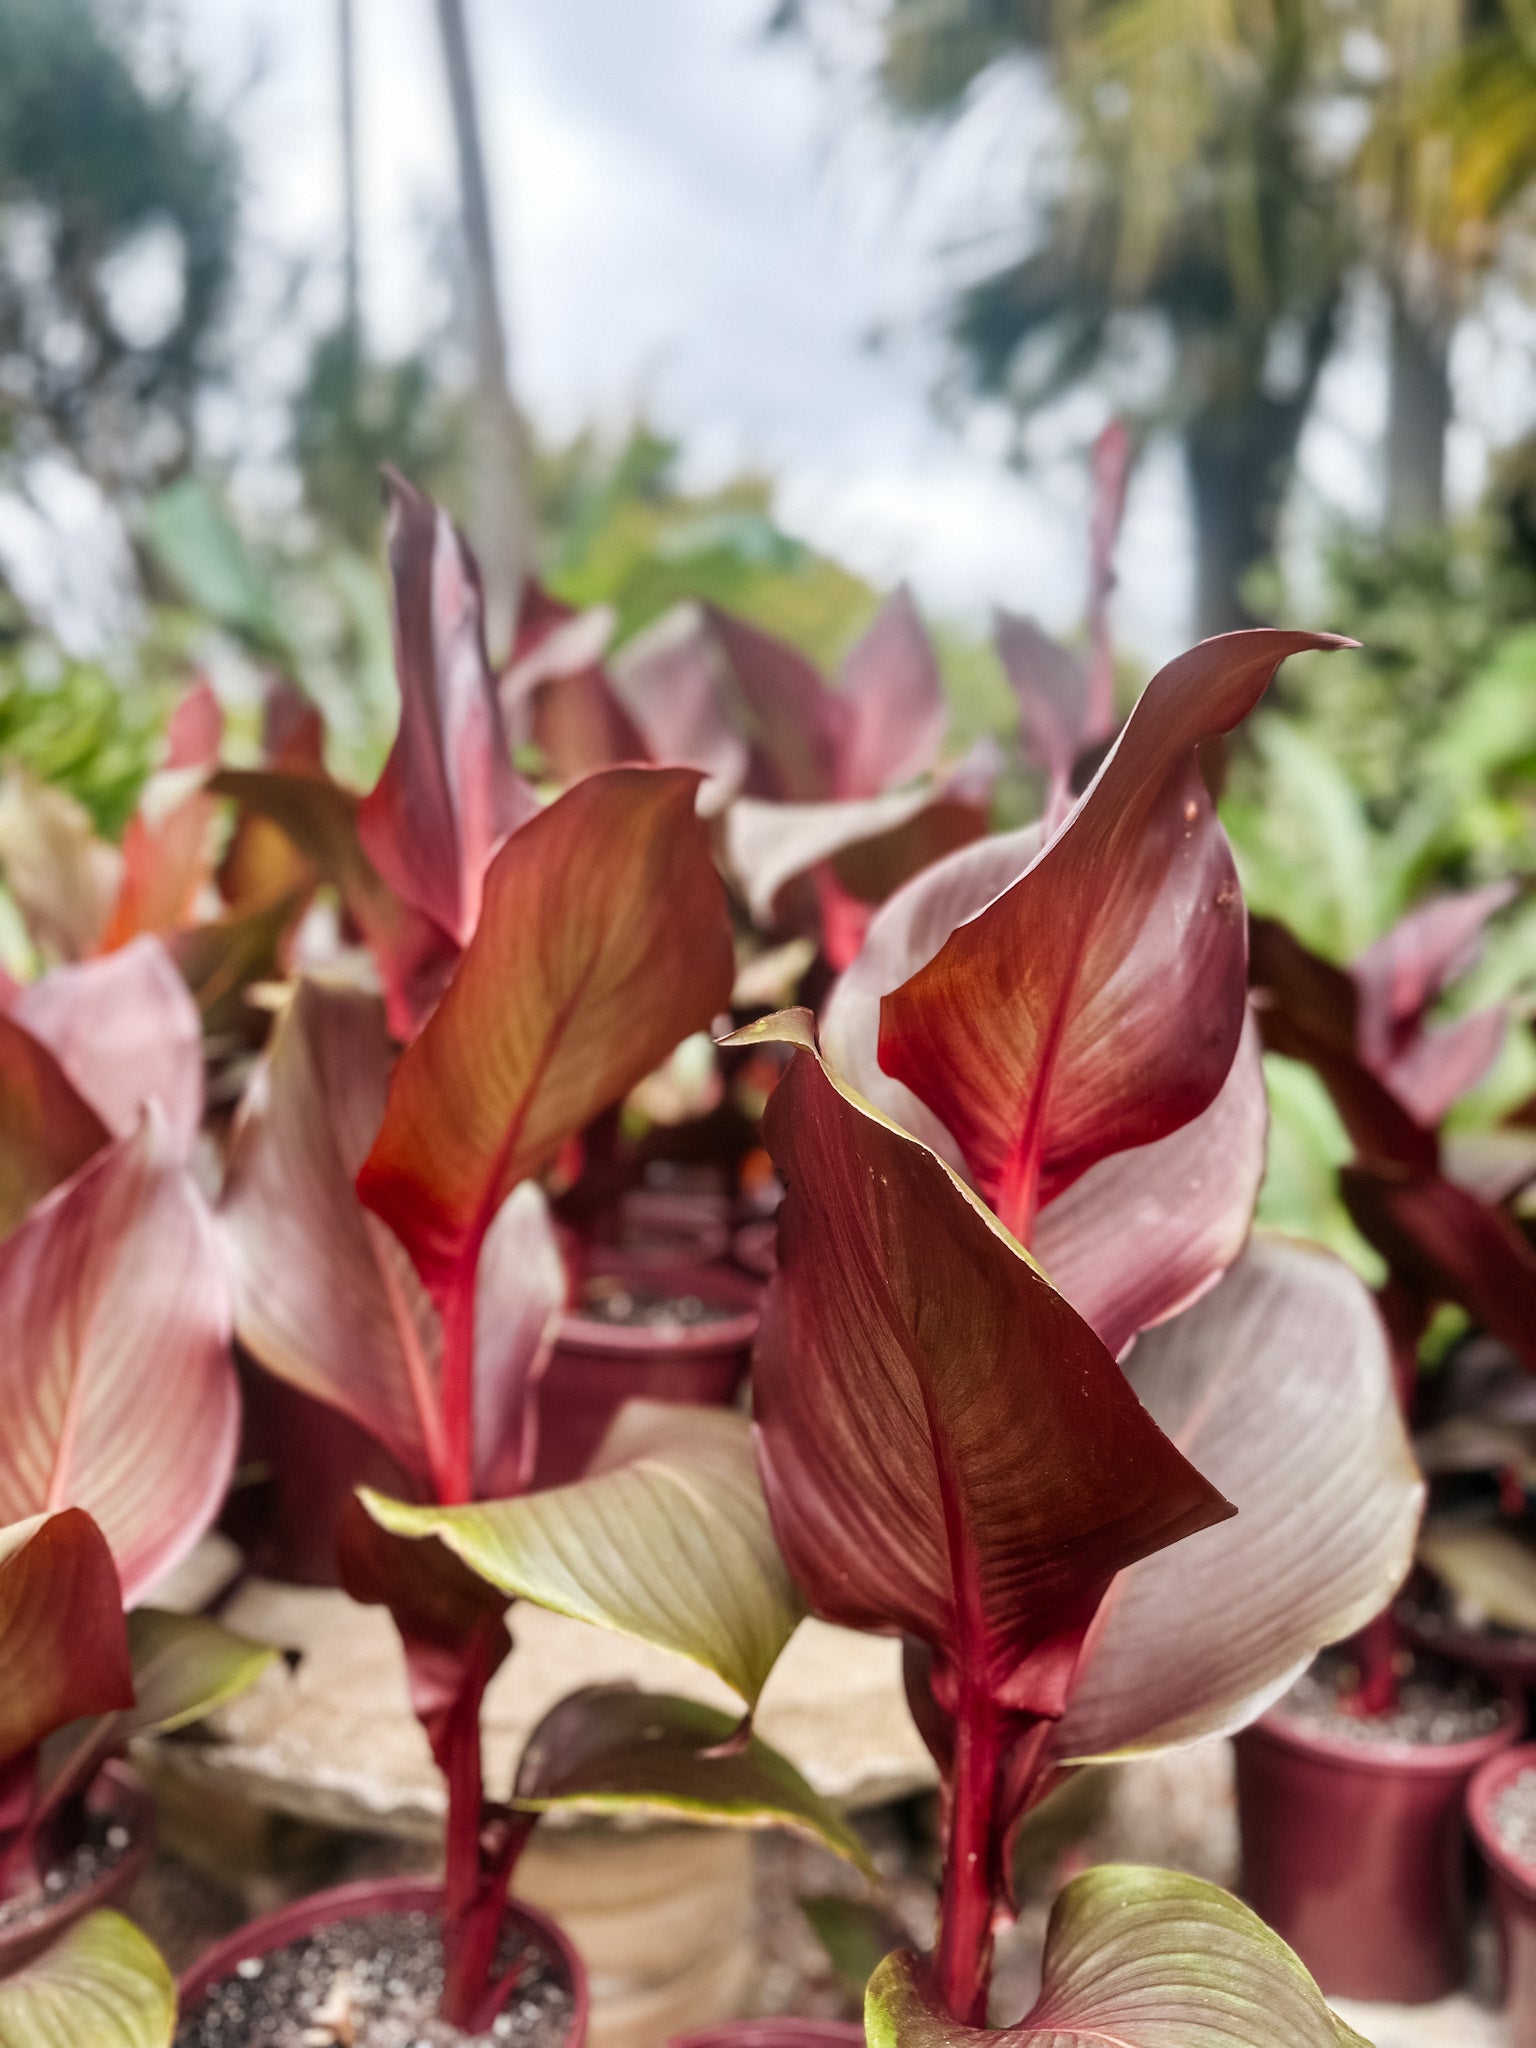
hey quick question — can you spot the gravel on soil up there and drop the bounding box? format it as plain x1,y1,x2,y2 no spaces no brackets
0,1808,134,1930
577,1278,742,1330
174,1908,573,2048
1492,1766,1536,1868
1280,1648,1509,1747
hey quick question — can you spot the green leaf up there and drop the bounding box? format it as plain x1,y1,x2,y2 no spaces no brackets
0,1910,176,2048
865,1866,1370,2048
800,1894,905,2001
514,1686,872,1874
119,1609,276,1739
1418,1519,1536,1635
362,1403,803,1711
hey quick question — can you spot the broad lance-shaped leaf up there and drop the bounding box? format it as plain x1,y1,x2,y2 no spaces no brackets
1051,1234,1421,1764
879,628,1342,1240
0,1017,110,1239
99,679,223,954
706,608,843,802
731,1013,1230,1721
726,789,953,928
220,980,564,1497
513,1686,871,1873
360,470,535,948
362,1404,803,1713
0,1116,236,1605
359,766,735,1307
834,586,946,800
208,766,458,1038
610,605,750,801
0,1910,176,2048
8,938,203,1157
0,1511,132,1768
0,769,120,964
821,833,1265,1356
866,1867,1367,2048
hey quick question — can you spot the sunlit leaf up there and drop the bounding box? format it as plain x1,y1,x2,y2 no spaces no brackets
0,1910,176,2048
865,1866,1368,2048
362,1403,802,1712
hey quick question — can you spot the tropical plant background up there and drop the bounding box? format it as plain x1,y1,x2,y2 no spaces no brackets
1,0,1534,1271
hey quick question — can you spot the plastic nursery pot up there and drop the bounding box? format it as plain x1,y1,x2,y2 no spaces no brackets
532,1259,760,1490
1400,1591,1536,1698
1234,1692,1524,2003
177,1876,589,2048
1469,1742,1536,2045
0,1761,155,1974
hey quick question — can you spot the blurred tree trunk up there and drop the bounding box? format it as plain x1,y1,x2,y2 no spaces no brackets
1185,295,1338,638
434,0,534,653
1385,287,1452,536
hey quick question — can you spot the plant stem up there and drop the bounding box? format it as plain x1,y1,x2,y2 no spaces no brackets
1347,1607,1402,1718
437,1635,498,2028
439,1265,478,1506
934,1687,1004,2026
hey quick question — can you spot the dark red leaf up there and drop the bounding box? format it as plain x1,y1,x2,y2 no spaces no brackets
360,471,535,947
0,1509,132,1770
880,630,1343,1242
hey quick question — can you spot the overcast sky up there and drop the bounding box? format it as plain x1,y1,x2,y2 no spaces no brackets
163,0,1536,663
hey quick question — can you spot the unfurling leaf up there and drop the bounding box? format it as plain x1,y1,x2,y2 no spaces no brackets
1053,1234,1422,1763
0,1017,110,1239
879,629,1339,1241
513,1686,871,1872
358,766,735,1307
0,1909,176,2048
0,1118,236,1604
362,1404,803,1712
0,1511,132,1768
865,1866,1368,2048
359,471,534,947
742,1018,1230,1723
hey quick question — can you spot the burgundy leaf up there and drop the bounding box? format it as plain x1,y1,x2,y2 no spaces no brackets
1353,881,1517,1062
1342,1163,1536,1374
0,1510,133,1769
360,470,535,948
993,611,1094,805
835,588,946,799
9,937,203,1157
733,1013,1231,1722
0,1016,110,1239
502,581,648,780
0,1116,236,1603
1030,1013,1268,1358
610,606,750,798
880,630,1343,1242
101,681,223,951
706,609,843,802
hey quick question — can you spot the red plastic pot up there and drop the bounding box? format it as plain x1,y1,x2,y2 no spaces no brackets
178,1876,588,2045
0,1762,155,1973
1469,1742,1536,2044
1235,1694,1523,2002
532,1260,759,1490
1401,1594,1536,1697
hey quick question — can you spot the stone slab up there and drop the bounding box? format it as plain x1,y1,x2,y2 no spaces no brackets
1330,1996,1504,2046
158,1577,935,1836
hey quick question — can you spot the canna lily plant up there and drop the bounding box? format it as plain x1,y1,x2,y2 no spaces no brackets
218,603,868,2029
693,626,1424,2044
1249,887,1536,1701
0,982,271,2045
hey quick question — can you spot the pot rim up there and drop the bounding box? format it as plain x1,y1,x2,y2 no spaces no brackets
1398,1597,1536,1683
1469,1742,1536,1904
1247,1691,1525,1775
559,1262,760,1357
0,1758,155,1973
177,1874,589,2046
